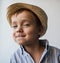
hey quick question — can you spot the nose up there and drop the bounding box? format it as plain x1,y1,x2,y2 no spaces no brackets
16,26,23,33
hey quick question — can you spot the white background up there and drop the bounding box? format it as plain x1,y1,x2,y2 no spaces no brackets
0,0,60,63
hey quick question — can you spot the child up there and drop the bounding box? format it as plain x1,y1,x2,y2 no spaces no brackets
6,3,60,63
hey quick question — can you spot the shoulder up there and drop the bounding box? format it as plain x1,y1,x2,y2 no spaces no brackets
10,47,22,63
11,47,22,57
48,46,60,63
49,46,60,51
49,46,60,55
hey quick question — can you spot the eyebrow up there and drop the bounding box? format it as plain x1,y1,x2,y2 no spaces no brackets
11,21,17,25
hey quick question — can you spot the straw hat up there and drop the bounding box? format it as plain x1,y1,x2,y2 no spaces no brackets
7,3,48,37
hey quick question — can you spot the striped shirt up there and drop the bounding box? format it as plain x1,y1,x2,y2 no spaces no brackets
10,40,48,63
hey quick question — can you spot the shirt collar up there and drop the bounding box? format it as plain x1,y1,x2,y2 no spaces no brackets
39,39,49,62
19,39,49,55
19,39,49,63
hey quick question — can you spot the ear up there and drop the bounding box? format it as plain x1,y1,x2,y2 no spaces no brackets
38,27,43,37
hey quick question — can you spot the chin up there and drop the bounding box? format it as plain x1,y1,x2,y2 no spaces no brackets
15,38,32,46
16,40,27,45
17,41,31,47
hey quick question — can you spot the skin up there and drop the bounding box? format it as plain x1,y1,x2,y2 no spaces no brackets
11,10,44,63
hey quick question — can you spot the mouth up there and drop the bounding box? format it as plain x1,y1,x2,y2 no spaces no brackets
16,34,26,39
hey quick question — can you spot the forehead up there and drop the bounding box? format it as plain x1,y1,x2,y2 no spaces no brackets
11,10,36,20
11,10,37,23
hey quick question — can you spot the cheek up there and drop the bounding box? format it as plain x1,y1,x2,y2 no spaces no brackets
25,28,38,38
12,31,16,40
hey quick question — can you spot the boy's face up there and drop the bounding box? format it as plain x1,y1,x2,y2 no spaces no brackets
11,10,40,46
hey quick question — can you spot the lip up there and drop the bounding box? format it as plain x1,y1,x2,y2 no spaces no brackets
16,34,25,38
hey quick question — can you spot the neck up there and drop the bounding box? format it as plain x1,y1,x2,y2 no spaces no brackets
23,39,40,53
23,40,44,63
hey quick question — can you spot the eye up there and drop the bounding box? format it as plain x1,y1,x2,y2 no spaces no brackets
24,24,30,26
23,23,31,27
12,25,18,29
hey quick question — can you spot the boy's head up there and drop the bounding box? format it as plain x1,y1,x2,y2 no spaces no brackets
6,3,48,37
